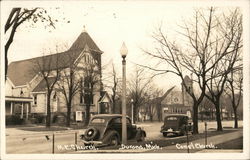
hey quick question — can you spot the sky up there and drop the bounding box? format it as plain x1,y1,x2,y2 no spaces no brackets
1,0,249,92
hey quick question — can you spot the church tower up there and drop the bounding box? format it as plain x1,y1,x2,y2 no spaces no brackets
181,75,193,107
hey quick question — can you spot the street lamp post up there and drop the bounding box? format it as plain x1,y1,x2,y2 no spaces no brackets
120,42,128,145
131,99,134,124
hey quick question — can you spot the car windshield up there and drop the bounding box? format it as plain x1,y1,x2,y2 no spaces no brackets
91,118,106,124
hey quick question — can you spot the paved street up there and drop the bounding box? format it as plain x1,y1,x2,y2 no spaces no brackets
5,120,242,154
137,120,243,141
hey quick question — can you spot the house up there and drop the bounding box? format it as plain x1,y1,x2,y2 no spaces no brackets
141,75,193,121
5,30,111,123
161,75,193,119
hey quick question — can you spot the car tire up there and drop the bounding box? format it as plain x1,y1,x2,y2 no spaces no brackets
140,132,146,142
110,135,119,146
103,130,120,146
84,127,99,141
163,133,168,137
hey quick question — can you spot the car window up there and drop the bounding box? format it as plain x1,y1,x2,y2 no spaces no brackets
166,117,178,121
91,118,105,123
112,118,121,124
111,117,131,124
126,118,131,124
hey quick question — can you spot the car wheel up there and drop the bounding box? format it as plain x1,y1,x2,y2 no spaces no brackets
110,135,119,146
84,127,99,141
163,133,168,137
103,130,120,146
140,132,145,141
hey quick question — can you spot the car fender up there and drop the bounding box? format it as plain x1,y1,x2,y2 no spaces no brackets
136,128,146,139
102,130,120,144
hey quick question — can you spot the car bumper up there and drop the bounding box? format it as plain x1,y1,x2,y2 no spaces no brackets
161,130,181,134
81,139,103,145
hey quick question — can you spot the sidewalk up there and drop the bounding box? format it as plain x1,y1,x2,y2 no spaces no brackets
75,129,243,153
5,125,84,138
146,128,243,153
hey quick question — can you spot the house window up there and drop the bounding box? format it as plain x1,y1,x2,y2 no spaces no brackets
20,90,24,96
34,95,37,105
53,92,57,101
80,92,83,104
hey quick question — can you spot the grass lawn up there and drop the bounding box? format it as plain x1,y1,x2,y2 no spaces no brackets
216,137,243,149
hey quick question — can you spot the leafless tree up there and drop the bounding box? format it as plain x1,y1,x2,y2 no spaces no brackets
141,7,242,133
56,46,82,127
128,66,152,123
82,60,101,126
145,87,163,122
32,49,62,128
102,62,121,113
204,8,242,131
4,8,67,80
225,69,243,128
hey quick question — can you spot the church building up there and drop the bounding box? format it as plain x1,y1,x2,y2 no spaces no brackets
5,29,111,124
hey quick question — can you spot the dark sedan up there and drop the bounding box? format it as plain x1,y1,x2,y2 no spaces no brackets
80,114,146,146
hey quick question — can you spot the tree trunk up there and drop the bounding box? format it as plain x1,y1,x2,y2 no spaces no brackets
5,48,8,81
85,104,90,126
215,101,223,131
192,103,199,134
66,104,71,127
46,93,51,128
233,107,238,128
133,104,138,123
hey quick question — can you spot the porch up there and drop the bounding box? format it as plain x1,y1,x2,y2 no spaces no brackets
5,96,33,120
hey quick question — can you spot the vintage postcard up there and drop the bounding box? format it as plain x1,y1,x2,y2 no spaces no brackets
0,0,249,160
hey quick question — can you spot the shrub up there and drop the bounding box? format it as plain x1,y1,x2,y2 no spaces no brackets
6,115,24,125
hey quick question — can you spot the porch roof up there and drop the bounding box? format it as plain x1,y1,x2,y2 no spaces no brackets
5,96,33,102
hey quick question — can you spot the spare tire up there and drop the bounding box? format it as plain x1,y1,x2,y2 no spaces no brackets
84,127,99,141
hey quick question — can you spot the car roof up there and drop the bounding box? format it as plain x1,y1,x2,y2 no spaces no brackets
91,114,129,120
164,114,188,117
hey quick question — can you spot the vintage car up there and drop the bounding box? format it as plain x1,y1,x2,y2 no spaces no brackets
160,114,193,137
79,114,146,146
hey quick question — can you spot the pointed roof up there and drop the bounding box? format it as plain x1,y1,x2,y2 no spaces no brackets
151,86,176,103
7,31,102,86
32,77,56,92
69,31,103,53
184,75,192,82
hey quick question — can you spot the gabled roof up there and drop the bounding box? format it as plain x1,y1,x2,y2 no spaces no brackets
7,31,102,86
8,49,82,86
32,77,56,92
151,86,175,103
69,31,103,53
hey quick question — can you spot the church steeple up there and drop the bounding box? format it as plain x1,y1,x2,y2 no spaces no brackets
83,25,87,32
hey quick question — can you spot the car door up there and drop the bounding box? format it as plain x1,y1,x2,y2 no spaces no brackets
126,117,133,139
110,117,122,137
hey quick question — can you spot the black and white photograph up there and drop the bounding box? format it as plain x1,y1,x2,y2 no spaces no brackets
0,0,249,160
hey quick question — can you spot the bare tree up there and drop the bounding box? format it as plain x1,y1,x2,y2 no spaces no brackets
102,62,121,113
57,48,82,127
82,61,101,126
225,69,243,128
145,87,163,122
4,8,67,80
204,8,242,131
33,50,62,128
128,67,152,123
141,7,242,133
